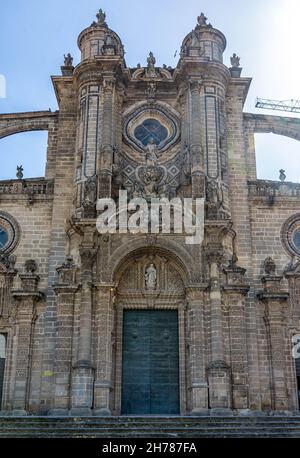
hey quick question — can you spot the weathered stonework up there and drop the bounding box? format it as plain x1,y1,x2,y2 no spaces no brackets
0,11,299,417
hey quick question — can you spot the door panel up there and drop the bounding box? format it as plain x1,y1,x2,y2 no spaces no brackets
121,310,179,414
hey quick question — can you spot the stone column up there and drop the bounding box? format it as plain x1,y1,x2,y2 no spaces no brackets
70,233,96,415
186,286,208,414
98,76,116,198
258,265,289,411
50,257,79,415
226,82,261,410
12,262,43,415
206,247,232,412
223,261,250,411
93,284,115,416
189,79,205,199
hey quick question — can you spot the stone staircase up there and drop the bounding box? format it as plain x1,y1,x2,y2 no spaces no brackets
1,416,300,437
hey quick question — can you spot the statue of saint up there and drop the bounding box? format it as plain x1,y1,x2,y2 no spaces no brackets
230,53,240,68
145,138,159,167
96,9,106,25
145,264,157,290
197,13,208,26
146,52,157,77
83,177,97,205
64,53,73,66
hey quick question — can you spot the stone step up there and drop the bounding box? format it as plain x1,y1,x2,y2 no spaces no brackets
2,416,300,438
1,416,300,423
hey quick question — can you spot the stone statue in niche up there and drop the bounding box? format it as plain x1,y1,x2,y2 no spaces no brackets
206,178,223,205
83,177,97,205
82,177,97,217
145,138,159,167
145,263,157,290
206,178,231,219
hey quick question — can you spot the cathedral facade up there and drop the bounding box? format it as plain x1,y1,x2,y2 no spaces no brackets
0,10,300,417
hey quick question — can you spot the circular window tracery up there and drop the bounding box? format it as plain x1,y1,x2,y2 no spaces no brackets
281,214,300,258
123,103,181,155
0,212,20,254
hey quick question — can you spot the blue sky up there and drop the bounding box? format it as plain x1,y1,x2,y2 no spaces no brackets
0,0,299,181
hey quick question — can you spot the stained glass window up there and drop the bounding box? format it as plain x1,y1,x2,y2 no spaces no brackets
134,118,168,146
0,227,8,250
293,229,300,251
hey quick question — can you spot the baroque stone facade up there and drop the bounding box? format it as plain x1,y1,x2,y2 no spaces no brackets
0,10,300,416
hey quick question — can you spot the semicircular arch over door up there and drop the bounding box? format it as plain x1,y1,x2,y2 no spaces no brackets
112,249,188,415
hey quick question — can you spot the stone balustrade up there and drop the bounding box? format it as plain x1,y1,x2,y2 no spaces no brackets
248,179,300,198
0,178,54,196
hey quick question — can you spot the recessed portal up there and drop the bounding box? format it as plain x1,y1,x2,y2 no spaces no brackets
121,310,179,415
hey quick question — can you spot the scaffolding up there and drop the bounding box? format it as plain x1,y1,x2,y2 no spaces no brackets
255,97,300,114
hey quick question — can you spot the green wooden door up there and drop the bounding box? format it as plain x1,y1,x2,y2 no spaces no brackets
0,334,6,409
121,310,179,414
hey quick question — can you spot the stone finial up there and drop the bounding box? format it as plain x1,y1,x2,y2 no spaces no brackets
96,8,106,25
16,165,23,180
25,259,37,274
279,169,286,182
64,53,73,66
230,53,240,68
264,257,276,276
197,13,208,26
